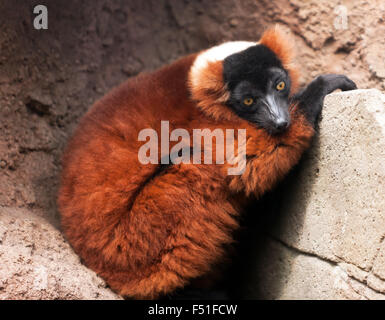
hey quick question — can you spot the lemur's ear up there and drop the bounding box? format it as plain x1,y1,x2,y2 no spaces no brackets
189,59,240,122
260,26,300,93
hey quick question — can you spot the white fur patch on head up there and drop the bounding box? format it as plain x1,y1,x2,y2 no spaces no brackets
190,41,257,88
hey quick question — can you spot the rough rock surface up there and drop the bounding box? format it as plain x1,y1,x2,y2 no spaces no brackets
0,206,120,299
1,0,385,299
241,89,385,300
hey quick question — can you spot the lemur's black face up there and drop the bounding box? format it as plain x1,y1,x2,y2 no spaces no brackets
223,45,291,135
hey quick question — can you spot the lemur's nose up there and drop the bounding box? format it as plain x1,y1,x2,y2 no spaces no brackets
274,118,289,132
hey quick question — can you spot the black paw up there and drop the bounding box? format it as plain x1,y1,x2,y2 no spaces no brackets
294,74,357,126
316,74,357,95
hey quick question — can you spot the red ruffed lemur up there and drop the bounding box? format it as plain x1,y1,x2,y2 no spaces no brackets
58,27,356,299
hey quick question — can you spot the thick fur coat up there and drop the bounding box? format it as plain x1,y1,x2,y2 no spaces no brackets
58,28,315,299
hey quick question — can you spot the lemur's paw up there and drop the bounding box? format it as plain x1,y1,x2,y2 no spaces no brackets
294,74,357,126
316,74,357,95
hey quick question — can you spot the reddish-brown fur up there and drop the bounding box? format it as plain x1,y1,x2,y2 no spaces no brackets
58,28,314,299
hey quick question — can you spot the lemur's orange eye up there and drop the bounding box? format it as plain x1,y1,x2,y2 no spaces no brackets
243,98,254,106
276,81,286,91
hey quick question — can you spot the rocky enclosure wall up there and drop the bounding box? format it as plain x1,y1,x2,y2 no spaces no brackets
0,0,385,299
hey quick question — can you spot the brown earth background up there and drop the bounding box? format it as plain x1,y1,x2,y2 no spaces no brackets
1,0,385,299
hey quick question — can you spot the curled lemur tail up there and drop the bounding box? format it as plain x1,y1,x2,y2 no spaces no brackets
59,134,239,298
